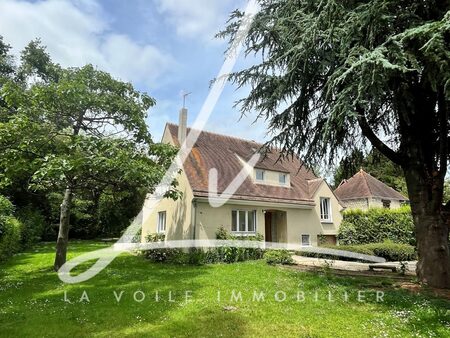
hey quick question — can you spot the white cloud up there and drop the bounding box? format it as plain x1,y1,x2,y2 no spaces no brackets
155,0,241,42
0,0,175,88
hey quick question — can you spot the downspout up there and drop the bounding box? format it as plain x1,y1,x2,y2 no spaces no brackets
192,199,197,240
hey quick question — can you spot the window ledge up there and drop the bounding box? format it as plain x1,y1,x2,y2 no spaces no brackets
254,181,291,188
231,232,257,236
320,220,333,224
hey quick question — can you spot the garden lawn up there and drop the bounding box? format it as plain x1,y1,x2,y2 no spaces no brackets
0,242,449,337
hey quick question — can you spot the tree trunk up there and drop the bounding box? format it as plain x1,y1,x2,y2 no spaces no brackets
54,188,73,271
404,168,450,289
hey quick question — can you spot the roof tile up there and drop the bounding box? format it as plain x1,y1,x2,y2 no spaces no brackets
167,123,318,205
334,169,408,201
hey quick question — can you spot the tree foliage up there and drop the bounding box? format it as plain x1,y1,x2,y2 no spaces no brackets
220,0,450,287
220,0,449,166
0,38,178,266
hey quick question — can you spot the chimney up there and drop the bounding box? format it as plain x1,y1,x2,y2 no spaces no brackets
178,107,187,145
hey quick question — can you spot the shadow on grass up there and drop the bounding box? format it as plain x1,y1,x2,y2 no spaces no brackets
0,242,216,337
1,242,449,337
283,267,450,336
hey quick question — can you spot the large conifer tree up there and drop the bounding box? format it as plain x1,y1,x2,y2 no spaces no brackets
220,0,450,287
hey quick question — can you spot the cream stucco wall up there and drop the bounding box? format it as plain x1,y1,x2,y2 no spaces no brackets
254,168,290,187
195,201,307,243
142,179,343,246
194,202,266,240
141,170,194,241
280,181,344,246
192,180,343,246
141,125,194,241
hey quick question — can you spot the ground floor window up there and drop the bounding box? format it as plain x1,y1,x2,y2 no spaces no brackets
301,234,311,246
231,210,256,233
157,211,166,233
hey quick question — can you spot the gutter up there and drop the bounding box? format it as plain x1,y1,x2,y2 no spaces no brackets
194,196,314,209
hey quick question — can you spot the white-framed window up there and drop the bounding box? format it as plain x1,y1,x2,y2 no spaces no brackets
279,173,287,184
255,169,265,181
157,211,166,233
301,234,311,246
320,197,332,222
231,210,257,233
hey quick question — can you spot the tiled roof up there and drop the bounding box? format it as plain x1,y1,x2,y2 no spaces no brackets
334,169,408,201
166,123,318,205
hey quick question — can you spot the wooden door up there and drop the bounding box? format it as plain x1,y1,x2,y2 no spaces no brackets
264,212,272,242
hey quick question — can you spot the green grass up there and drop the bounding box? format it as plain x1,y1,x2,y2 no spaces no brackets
0,241,449,337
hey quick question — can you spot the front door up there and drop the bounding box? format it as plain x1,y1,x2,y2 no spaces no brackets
264,212,272,242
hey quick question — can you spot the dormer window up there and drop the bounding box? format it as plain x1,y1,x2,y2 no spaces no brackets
279,173,287,184
255,169,265,181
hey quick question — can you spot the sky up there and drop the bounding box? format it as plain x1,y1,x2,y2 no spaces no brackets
0,0,268,142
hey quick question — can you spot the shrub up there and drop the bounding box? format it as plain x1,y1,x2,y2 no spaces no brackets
215,226,230,240
0,195,23,262
212,227,265,263
299,241,416,262
0,195,14,217
264,250,294,265
143,233,182,262
16,206,46,248
366,241,417,261
185,248,206,265
0,216,23,262
143,227,266,265
338,206,415,245
297,245,375,261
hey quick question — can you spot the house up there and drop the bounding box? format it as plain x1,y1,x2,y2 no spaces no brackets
141,109,343,247
333,169,409,210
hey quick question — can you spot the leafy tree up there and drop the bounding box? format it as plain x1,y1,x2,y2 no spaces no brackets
0,37,14,79
0,37,15,113
0,40,178,270
334,148,408,196
333,149,365,188
444,180,450,204
220,1,450,287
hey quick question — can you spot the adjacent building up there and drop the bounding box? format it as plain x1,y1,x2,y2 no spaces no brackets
333,169,408,210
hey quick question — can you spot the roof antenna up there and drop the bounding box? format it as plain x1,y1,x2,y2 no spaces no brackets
181,90,192,109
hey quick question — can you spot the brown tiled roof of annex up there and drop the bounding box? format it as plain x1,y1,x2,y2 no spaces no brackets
333,169,408,201
166,123,318,205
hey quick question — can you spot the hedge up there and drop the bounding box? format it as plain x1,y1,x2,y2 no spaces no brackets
299,241,416,262
338,206,415,245
264,250,294,265
143,226,265,264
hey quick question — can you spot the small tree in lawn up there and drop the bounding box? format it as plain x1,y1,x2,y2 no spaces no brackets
0,40,178,270
220,1,449,287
